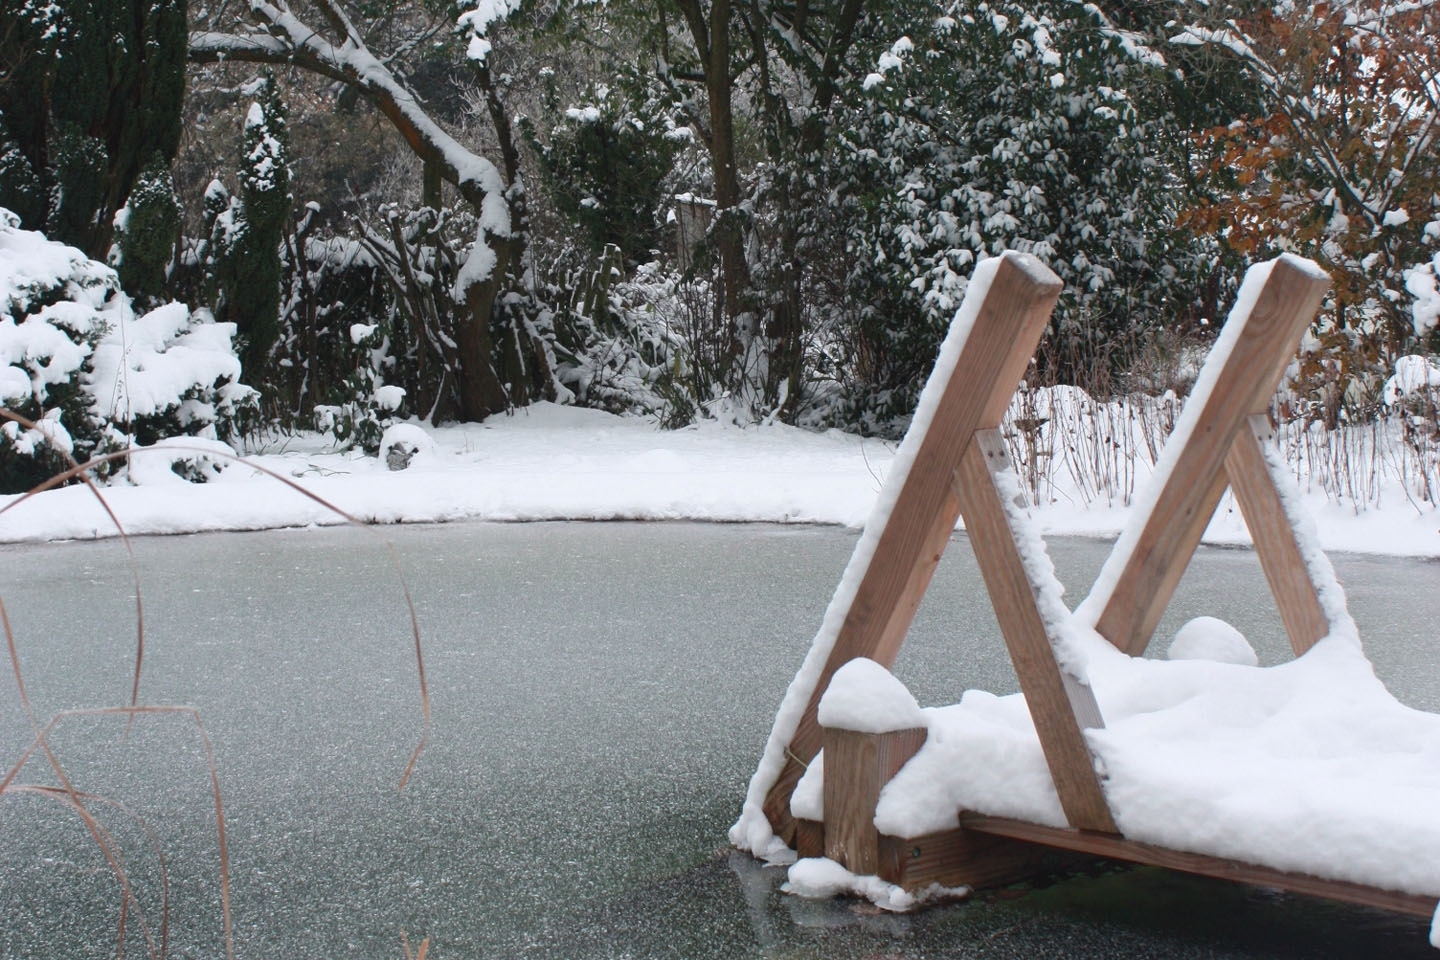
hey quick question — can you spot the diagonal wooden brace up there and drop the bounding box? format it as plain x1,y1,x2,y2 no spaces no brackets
1091,255,1333,658
761,252,1065,841
957,429,1116,832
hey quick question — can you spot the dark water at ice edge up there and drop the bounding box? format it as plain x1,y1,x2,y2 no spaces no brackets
1,521,1437,959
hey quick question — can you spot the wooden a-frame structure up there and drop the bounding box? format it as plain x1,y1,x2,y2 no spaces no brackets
756,251,1439,919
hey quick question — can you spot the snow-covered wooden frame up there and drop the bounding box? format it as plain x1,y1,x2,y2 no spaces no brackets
737,251,1440,926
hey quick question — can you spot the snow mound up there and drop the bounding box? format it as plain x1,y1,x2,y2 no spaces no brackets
784,857,916,911
128,437,237,485
791,752,824,821
1168,616,1258,666
818,658,926,734
380,422,436,471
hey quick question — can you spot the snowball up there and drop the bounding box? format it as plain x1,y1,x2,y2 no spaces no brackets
373,384,406,411
1168,616,1258,666
818,658,925,733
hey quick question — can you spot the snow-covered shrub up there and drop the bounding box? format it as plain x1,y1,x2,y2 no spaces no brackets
205,76,292,375
113,155,183,304
523,75,688,267
0,208,257,492
539,247,682,419
313,320,407,455
1407,243,1440,348
818,0,1208,433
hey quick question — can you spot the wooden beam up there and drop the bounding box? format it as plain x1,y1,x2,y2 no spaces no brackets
955,430,1117,833
762,253,1065,838
795,818,825,860
1224,415,1331,655
876,827,1089,890
822,726,928,875
961,814,1439,918
1093,257,1331,657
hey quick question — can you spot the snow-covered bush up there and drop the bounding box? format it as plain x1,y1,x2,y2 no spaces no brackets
523,77,689,267
817,1,1208,433
539,247,683,419
113,155,183,304
1407,243,1440,347
313,320,407,455
0,208,257,491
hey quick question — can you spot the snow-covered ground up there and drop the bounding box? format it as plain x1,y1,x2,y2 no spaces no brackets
0,399,1435,555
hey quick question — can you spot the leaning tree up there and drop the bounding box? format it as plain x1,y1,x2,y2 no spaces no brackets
190,0,545,421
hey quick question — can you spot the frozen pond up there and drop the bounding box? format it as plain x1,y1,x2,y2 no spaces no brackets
2,521,1437,958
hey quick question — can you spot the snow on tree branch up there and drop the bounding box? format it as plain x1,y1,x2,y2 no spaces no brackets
189,3,509,238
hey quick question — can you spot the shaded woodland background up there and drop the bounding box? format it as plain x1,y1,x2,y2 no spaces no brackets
1,0,1436,488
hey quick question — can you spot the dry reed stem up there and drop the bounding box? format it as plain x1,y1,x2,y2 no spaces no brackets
0,703,230,959
401,930,431,959
2,409,436,958
8,784,173,957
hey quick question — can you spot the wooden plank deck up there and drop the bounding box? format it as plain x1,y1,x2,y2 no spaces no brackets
960,814,1440,918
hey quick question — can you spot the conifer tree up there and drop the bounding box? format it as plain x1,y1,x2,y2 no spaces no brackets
0,0,187,260
115,155,183,304
212,77,292,376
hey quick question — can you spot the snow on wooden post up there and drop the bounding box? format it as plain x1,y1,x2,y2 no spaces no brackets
760,252,1065,843
817,659,928,876
1089,255,1333,657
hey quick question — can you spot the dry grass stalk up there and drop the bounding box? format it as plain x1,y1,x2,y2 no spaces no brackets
1,407,434,958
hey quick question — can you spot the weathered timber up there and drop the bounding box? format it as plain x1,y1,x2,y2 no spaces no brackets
1093,256,1331,656
1224,415,1331,655
877,827,1089,890
795,818,825,860
823,726,929,875
955,430,1116,832
961,814,1439,918
762,252,1065,839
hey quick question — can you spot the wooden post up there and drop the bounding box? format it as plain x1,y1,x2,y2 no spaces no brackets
762,253,1065,840
822,726,928,875
1224,416,1331,655
956,430,1116,832
1092,256,1331,657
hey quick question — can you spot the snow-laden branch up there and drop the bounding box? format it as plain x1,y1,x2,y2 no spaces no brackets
189,2,509,242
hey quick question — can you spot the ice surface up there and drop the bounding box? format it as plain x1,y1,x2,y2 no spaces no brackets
731,255,1006,857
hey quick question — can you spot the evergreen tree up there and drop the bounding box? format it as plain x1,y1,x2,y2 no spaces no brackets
212,77,292,376
822,0,1208,430
115,155,183,304
0,0,187,260
525,78,685,267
